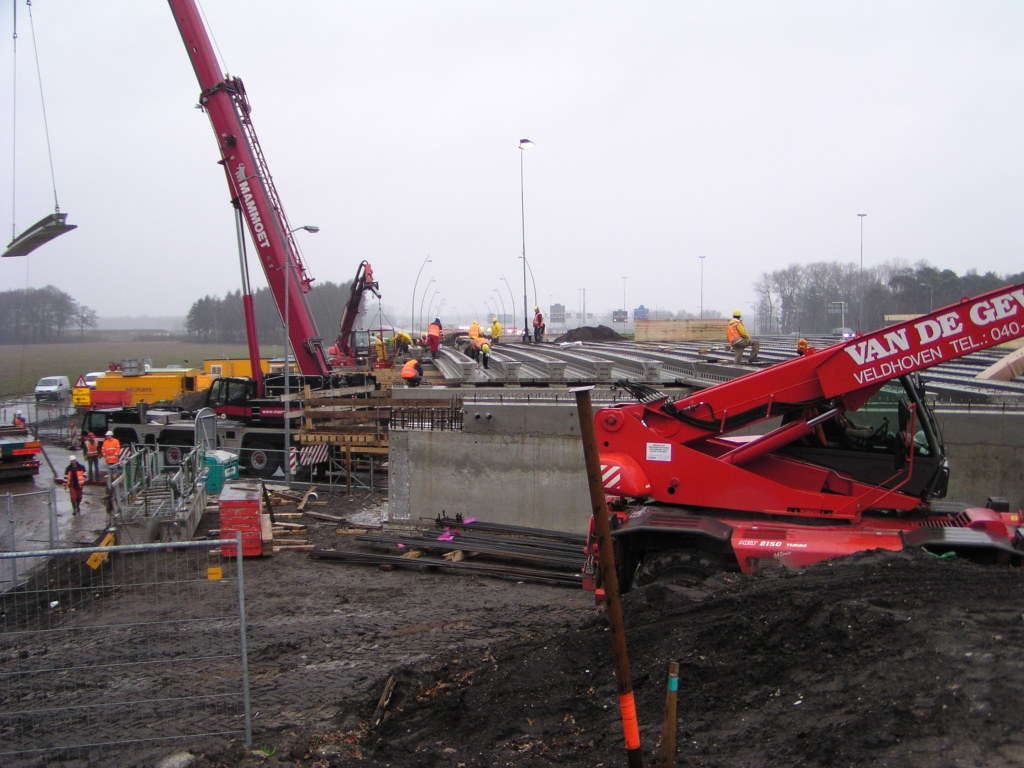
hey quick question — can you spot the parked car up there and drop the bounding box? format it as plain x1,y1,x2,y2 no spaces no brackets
831,327,855,340
34,376,71,401
83,371,106,390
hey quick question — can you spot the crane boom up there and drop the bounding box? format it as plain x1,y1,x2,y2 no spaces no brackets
168,0,331,378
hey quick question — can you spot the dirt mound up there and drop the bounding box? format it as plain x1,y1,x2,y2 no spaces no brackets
553,325,625,343
322,549,1024,767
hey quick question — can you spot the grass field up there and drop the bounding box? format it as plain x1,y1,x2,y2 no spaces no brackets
0,341,285,397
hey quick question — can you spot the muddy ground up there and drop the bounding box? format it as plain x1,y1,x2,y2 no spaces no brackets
9,491,1024,767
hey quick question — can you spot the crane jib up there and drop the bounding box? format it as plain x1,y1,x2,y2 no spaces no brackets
818,284,1024,398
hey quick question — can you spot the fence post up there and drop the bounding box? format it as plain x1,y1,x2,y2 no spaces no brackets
7,493,17,588
234,531,253,746
47,486,57,549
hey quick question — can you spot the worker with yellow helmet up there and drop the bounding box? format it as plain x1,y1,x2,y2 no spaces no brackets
726,309,760,364
490,317,502,345
469,335,491,369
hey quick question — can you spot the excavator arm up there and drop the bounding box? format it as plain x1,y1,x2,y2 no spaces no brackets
328,261,380,366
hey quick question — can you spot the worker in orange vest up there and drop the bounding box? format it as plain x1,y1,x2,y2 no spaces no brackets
532,307,545,343
64,455,86,515
427,318,442,360
12,411,25,429
84,431,101,482
401,358,424,387
727,310,760,364
468,320,481,339
101,430,122,480
469,337,491,369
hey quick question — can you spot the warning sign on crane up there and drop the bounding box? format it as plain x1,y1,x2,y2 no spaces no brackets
72,375,91,407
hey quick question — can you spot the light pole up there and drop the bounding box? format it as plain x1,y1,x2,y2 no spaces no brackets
283,224,319,487
858,214,867,330
699,255,705,319
919,283,933,313
418,278,435,336
519,139,534,341
500,276,517,336
411,255,432,334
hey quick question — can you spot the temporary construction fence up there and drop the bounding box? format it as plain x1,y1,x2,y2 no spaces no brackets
108,444,208,543
0,537,251,764
1,488,59,592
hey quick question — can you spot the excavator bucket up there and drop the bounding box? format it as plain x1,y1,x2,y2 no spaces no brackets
2,212,77,258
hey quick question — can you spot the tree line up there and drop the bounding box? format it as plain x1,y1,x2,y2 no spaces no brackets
185,279,367,345
0,286,97,343
752,261,1024,335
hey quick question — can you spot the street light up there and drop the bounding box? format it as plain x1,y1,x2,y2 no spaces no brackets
283,224,319,488
519,138,534,341
919,283,933,313
418,278,436,336
411,255,432,334
858,214,867,330
699,255,705,319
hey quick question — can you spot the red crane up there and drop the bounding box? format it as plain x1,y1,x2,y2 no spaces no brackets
328,261,380,367
168,0,332,389
587,282,1024,594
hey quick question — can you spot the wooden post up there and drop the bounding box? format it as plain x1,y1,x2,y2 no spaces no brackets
345,444,352,496
573,386,643,768
655,662,679,768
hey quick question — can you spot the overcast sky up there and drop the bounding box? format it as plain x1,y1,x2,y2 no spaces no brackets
1,1,1021,330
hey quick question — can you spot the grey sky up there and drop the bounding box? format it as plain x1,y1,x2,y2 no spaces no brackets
1,1,1021,329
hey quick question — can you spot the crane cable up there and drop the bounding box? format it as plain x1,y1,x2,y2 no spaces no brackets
26,0,61,215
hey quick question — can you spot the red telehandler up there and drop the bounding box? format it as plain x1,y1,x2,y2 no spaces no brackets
587,283,1024,595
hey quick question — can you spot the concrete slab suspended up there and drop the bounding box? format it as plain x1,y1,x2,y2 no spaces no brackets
3,212,77,257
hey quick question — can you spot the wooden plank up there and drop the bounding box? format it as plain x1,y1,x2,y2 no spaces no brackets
260,513,273,545
400,550,424,558
371,675,398,729
273,544,315,552
304,510,346,523
297,486,318,512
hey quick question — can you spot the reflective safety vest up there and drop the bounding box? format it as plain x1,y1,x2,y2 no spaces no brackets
65,465,86,490
401,359,422,379
533,312,544,328
13,416,25,429
427,323,441,340
84,438,100,458
468,322,480,339
727,319,741,344
101,437,121,465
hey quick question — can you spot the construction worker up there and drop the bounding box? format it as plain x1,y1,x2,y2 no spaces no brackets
373,335,387,362
532,306,545,343
101,430,122,480
796,338,809,356
490,317,502,345
727,310,760,364
427,318,442,360
84,431,101,482
12,411,25,429
468,320,481,339
469,337,491,369
401,357,424,387
64,455,86,516
393,331,413,356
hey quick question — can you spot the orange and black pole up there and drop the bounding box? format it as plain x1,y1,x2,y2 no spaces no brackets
573,386,643,768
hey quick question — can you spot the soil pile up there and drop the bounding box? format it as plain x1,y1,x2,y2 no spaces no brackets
553,325,625,343
321,549,1024,767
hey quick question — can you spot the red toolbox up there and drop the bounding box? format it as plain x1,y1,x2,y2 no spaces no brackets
218,481,265,557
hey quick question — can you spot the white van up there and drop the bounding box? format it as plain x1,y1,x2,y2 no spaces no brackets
34,376,71,401
84,371,106,390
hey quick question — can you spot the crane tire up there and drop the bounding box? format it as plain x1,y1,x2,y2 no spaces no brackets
635,548,726,588
243,443,281,479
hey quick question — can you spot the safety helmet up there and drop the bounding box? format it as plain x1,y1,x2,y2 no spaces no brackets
492,318,497,323
534,306,540,311
87,432,95,438
797,338,808,349
732,309,742,318
482,343,490,353
105,430,114,437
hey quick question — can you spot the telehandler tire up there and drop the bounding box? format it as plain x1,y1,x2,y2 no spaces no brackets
635,548,727,588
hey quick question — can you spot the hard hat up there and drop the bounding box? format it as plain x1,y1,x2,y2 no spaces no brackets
105,430,114,437
87,432,95,438
732,309,742,318
797,338,808,348
492,318,497,323
69,455,77,462
482,343,490,353
534,306,540,311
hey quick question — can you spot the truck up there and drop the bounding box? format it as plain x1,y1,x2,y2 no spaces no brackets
587,282,1024,595
81,370,375,478
0,426,43,481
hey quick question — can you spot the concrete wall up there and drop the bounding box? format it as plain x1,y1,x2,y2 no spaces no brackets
387,404,1024,531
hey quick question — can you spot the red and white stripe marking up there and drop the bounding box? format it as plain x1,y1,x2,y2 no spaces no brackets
600,462,621,491
299,444,329,466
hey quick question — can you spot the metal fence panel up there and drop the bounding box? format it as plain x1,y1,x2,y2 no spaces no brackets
0,539,250,764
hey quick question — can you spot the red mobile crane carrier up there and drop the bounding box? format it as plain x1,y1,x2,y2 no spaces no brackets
587,283,1024,595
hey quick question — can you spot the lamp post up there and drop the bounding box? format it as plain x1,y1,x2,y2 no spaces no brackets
858,214,867,330
500,275,517,336
919,283,933,313
411,255,432,335
519,139,534,341
418,278,435,337
283,224,319,487
699,255,705,319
